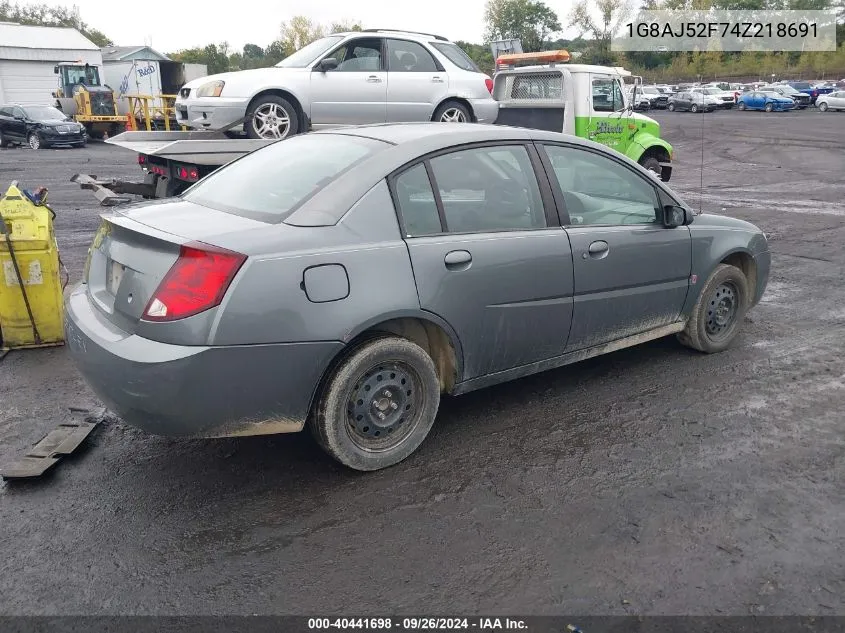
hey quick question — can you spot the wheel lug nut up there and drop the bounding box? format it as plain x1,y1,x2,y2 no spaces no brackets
377,412,386,420
384,390,392,398
390,402,398,410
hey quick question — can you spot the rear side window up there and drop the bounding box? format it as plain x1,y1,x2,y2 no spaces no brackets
430,42,480,72
387,39,439,72
183,134,387,223
394,164,442,237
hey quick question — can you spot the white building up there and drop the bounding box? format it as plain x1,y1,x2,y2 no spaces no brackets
0,22,102,104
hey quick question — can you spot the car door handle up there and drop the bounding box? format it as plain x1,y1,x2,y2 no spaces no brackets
586,240,609,259
366,75,382,83
444,250,472,269
431,76,444,83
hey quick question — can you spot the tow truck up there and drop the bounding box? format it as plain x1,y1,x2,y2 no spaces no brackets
73,49,674,205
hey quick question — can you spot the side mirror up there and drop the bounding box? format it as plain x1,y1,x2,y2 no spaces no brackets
54,66,59,74
662,204,689,228
316,58,338,72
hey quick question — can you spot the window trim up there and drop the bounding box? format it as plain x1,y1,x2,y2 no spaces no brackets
536,142,679,229
385,38,445,73
386,140,560,239
317,36,387,73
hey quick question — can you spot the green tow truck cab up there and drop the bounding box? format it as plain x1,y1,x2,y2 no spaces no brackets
493,50,673,181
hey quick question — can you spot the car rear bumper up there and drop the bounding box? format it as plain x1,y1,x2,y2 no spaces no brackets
65,283,343,437
175,97,248,131
469,98,500,124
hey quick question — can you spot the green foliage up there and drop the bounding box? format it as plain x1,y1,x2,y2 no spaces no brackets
0,0,112,46
484,0,562,52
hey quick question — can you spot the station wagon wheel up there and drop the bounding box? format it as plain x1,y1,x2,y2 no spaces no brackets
434,101,471,124
678,263,749,354
310,337,441,471
244,95,299,140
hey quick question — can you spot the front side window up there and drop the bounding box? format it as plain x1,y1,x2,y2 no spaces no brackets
427,145,546,233
593,78,623,112
277,35,344,68
183,133,387,223
326,38,383,72
386,39,438,72
543,145,659,226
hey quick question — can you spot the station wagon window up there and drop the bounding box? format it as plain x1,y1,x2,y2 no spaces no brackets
543,145,659,226
429,145,546,233
593,78,624,112
328,38,383,72
430,42,480,72
386,39,439,72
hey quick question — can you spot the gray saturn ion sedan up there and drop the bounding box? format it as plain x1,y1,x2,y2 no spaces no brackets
65,123,770,471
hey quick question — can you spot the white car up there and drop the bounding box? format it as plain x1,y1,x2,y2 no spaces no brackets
175,29,499,139
692,86,735,108
816,90,845,112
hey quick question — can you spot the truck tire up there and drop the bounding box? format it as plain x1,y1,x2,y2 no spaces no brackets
640,156,662,179
309,336,441,471
244,95,299,140
433,100,471,123
678,264,750,354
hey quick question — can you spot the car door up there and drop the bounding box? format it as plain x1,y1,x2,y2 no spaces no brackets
391,142,575,380
10,106,27,140
586,75,631,154
679,92,692,110
832,91,845,108
385,38,447,122
538,142,691,352
309,37,387,126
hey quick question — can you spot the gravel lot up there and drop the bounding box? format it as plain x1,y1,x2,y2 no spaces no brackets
1,110,844,615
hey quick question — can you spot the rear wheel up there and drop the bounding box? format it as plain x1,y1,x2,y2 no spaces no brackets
245,95,299,140
310,337,441,471
738,101,747,111
27,133,42,150
434,100,471,123
678,264,749,354
819,102,829,112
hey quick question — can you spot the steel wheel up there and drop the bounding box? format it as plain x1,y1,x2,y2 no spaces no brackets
439,107,467,123
705,281,740,343
346,361,423,452
28,133,41,150
252,103,291,139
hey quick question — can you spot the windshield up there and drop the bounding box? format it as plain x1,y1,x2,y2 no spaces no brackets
761,91,782,98
183,133,387,223
642,87,658,94
780,86,799,94
275,35,345,68
23,106,67,120
431,42,480,72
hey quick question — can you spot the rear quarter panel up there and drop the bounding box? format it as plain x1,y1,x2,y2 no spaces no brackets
210,181,421,346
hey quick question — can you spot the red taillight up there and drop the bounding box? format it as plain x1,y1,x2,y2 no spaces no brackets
485,77,493,94
174,164,199,182
138,154,147,164
142,243,246,322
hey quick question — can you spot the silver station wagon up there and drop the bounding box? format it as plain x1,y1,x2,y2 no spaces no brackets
65,123,770,471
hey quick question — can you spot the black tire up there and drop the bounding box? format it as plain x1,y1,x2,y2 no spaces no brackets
678,263,750,354
0,129,8,148
309,336,441,471
640,156,662,179
433,100,471,123
819,102,829,112
667,103,676,112
738,101,747,111
690,103,699,113
28,133,45,150
765,103,773,112
244,95,299,140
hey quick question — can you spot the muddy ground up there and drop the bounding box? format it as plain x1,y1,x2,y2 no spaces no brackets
0,110,843,615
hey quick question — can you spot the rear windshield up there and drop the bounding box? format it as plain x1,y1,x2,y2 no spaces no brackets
431,42,480,72
183,134,388,223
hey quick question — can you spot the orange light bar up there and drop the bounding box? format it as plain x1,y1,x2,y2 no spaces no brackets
496,50,571,66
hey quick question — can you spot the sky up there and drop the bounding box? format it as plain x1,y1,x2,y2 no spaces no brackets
67,0,568,54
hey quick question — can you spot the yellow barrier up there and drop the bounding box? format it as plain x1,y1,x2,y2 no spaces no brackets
127,94,188,132
0,183,65,350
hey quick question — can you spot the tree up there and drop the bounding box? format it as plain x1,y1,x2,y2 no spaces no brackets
280,15,325,52
0,1,112,45
455,40,495,73
329,19,363,33
569,0,633,65
483,0,562,52
170,43,232,74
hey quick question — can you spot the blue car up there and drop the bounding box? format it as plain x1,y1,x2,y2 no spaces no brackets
737,90,795,112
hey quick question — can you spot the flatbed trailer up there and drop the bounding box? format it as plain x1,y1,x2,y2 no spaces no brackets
72,130,274,205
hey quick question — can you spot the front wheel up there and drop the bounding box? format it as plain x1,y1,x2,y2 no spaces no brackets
433,101,471,123
690,104,699,113
764,103,774,112
309,337,441,471
640,156,662,179
28,133,43,150
244,95,299,140
667,103,676,112
678,263,750,354
819,102,829,112
738,102,747,111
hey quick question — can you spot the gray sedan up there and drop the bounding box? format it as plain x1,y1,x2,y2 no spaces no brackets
65,123,770,471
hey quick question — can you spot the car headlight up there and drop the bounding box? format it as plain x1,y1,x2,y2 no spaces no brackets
196,80,225,98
